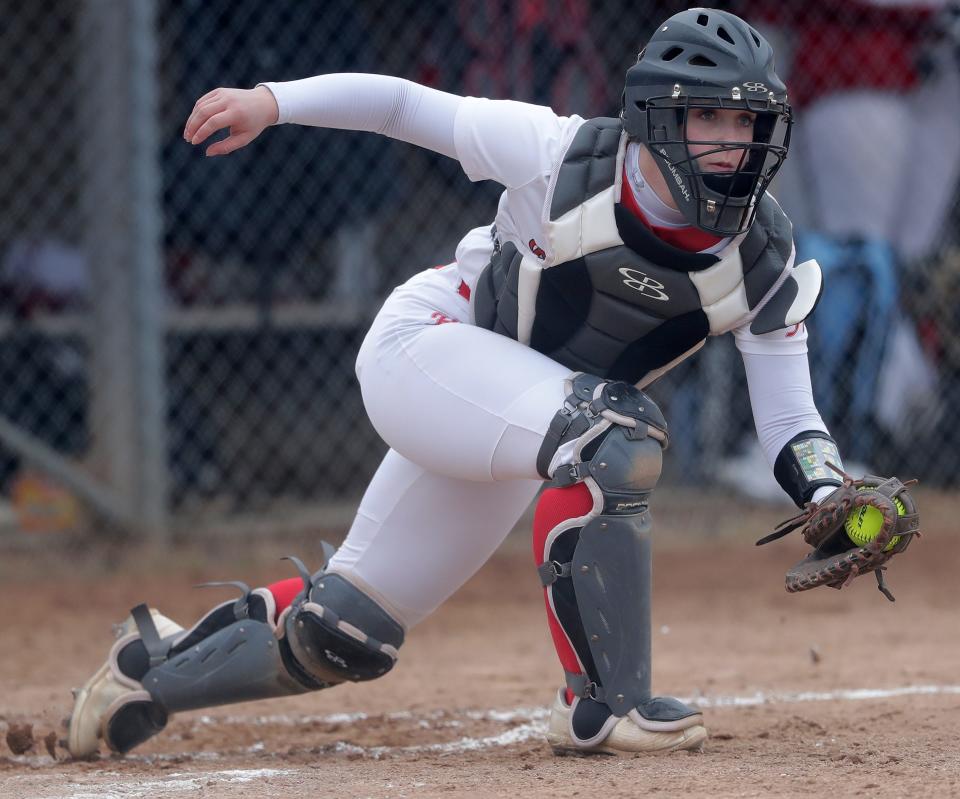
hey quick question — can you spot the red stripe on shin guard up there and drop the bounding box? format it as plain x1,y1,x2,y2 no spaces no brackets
533,483,594,703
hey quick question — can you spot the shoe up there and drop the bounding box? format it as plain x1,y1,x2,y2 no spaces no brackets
67,608,184,757
545,689,707,756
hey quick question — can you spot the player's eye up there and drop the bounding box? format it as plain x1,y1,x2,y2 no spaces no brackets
739,114,756,128
697,110,716,122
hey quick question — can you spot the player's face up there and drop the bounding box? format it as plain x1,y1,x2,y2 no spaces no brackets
685,107,756,172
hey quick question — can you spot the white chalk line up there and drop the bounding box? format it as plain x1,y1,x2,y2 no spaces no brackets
190,682,960,731
14,768,296,799
686,683,960,708
7,683,960,798
175,683,960,760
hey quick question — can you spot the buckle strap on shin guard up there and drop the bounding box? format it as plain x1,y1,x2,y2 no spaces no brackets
282,554,315,594
536,374,607,478
550,462,592,488
280,544,338,597
131,604,172,668
538,560,573,586
565,670,606,703
193,580,253,620
537,407,591,479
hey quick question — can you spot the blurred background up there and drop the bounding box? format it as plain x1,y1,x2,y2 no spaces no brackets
1,0,958,545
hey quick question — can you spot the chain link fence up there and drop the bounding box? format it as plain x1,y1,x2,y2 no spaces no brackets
2,0,958,541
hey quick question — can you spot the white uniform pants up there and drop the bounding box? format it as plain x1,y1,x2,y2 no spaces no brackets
326,265,569,628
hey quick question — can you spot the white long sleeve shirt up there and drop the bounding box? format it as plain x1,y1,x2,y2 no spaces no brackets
262,74,833,487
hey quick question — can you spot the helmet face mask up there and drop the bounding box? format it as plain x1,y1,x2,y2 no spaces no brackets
622,9,793,236
641,95,792,235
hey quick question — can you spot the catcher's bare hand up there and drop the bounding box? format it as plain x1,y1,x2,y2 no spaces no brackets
182,86,279,156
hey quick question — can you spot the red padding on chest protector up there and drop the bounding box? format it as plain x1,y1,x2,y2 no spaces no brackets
533,482,594,700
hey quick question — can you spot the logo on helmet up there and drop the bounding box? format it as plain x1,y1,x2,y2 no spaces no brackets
619,268,670,301
743,81,768,93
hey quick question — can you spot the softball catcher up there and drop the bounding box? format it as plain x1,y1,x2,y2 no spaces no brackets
67,7,918,759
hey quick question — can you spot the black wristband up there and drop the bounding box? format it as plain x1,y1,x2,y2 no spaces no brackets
774,431,843,508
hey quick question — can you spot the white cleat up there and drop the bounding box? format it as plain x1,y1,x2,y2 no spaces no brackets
66,608,183,758
545,689,707,756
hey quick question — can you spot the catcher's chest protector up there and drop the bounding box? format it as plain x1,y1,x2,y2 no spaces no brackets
473,118,810,385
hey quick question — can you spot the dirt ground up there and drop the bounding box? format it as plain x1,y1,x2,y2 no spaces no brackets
1,489,958,799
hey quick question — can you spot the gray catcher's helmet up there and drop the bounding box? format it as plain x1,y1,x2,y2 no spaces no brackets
622,8,792,236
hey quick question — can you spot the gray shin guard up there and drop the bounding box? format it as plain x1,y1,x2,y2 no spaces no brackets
105,557,404,754
136,602,312,712
538,374,700,734
105,586,312,753
572,497,696,729
572,489,654,714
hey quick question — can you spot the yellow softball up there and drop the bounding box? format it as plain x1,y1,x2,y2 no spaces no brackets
844,491,905,551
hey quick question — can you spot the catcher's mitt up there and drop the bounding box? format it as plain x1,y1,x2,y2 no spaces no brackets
757,466,920,601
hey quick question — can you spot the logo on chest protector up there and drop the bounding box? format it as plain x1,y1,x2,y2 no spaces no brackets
618,268,670,301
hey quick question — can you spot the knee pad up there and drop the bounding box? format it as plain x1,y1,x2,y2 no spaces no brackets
283,569,405,685
536,372,668,502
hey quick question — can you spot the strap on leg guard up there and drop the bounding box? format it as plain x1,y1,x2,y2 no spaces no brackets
535,373,700,740
104,548,403,753
105,580,312,753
